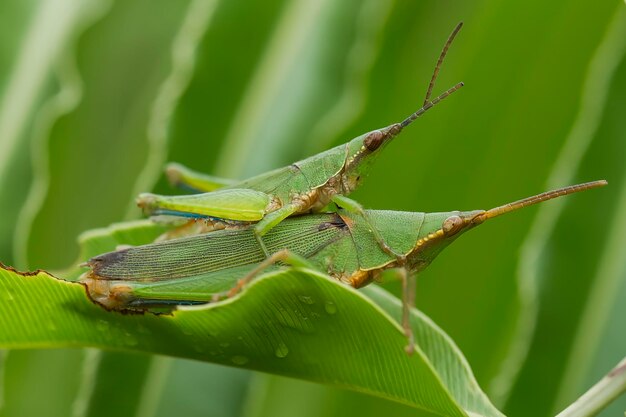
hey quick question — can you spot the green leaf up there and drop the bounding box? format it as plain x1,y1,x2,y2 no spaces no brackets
0,221,502,417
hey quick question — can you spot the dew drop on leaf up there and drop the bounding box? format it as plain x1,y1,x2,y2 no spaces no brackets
137,324,151,335
96,320,109,332
275,342,289,358
124,332,138,346
324,301,337,315
297,295,315,305
231,355,249,365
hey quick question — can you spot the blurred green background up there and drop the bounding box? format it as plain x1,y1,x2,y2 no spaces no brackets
0,0,624,416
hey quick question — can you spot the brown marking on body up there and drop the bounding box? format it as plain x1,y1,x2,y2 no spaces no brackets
288,163,332,212
338,213,355,230
81,276,149,313
412,228,446,252
157,217,253,241
266,195,283,212
343,145,365,169
291,187,321,214
311,176,342,209
317,213,348,232
299,144,356,211
345,269,374,288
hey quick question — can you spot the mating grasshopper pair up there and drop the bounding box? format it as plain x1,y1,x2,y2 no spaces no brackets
81,23,607,354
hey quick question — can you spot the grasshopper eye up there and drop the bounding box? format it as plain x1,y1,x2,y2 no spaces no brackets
364,130,384,151
442,215,463,236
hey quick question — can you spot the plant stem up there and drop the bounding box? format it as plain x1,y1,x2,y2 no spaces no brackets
555,356,626,417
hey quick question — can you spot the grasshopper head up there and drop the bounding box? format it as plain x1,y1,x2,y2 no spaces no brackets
340,125,402,194
407,181,607,273
407,209,485,273
339,82,464,194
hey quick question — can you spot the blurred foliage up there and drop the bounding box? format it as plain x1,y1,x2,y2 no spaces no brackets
0,0,624,416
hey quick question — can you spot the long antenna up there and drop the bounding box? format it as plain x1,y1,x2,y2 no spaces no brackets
423,21,464,105
482,180,608,220
400,82,463,128
399,22,464,129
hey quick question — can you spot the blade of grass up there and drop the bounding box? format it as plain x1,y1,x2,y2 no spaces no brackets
491,3,626,404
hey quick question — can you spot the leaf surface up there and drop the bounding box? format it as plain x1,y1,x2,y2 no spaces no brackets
0,219,503,417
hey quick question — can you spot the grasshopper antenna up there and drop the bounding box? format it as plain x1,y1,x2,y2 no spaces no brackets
423,21,463,105
400,82,463,128
479,180,608,221
400,22,464,129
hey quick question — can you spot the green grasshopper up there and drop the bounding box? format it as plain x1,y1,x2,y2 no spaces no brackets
82,180,607,354
136,23,465,255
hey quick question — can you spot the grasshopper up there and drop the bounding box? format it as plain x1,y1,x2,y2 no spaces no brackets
82,180,607,354
136,23,465,255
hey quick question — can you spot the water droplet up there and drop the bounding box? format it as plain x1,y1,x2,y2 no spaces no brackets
96,320,109,332
324,301,337,315
124,332,138,346
274,342,289,358
137,324,151,335
297,295,315,305
231,355,249,365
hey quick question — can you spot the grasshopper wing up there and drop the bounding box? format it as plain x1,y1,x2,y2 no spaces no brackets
86,213,347,282
137,188,271,222
82,213,349,309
